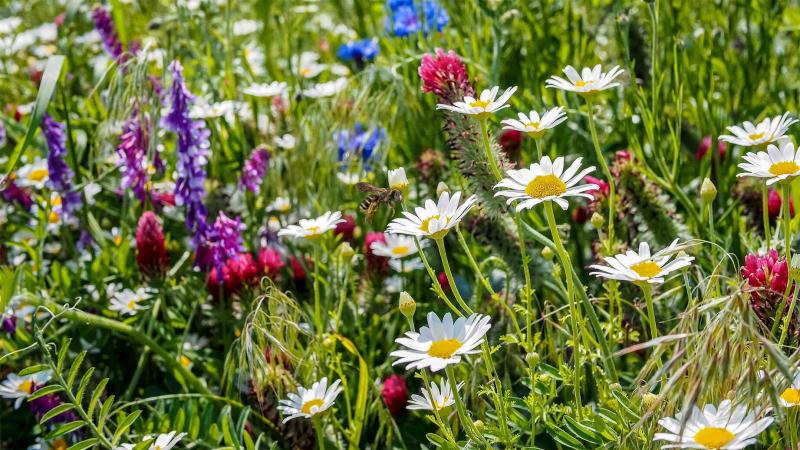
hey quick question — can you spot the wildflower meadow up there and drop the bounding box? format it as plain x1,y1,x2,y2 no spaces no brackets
5,0,800,449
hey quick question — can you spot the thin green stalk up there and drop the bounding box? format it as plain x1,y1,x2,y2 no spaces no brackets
445,365,485,444
313,245,323,332
763,185,772,246
435,238,474,315
534,137,543,160
314,416,326,449
640,284,658,340
514,214,534,349
778,283,800,348
585,97,615,248
479,119,503,181
543,202,582,416
414,237,462,316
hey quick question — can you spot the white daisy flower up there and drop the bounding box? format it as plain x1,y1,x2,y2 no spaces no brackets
390,257,424,273
116,431,187,450
720,113,797,147
493,156,598,211
388,167,408,190
243,81,287,98
302,78,348,98
371,233,426,259
436,86,517,119
387,191,476,240
546,64,624,94
0,371,50,409
501,107,567,137
274,133,297,149
109,287,151,316
408,379,464,411
278,211,344,240
14,157,49,189
391,312,491,372
589,239,694,285
654,400,772,449
737,139,800,185
277,377,343,423
268,197,292,213
336,172,362,185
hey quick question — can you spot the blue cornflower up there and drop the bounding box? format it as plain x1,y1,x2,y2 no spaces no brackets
336,123,386,168
337,38,379,63
385,0,449,37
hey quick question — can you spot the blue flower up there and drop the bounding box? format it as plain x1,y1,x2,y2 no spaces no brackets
337,38,379,63
385,0,449,37
336,123,386,169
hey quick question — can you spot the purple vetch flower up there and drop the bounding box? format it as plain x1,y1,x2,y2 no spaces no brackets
77,230,94,252
206,212,246,273
0,120,6,147
116,113,149,203
92,5,123,61
1,179,33,210
240,146,270,194
41,114,82,217
2,316,15,335
162,60,211,250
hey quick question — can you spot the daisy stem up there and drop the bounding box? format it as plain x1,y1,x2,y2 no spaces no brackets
436,238,474,315
313,245,323,333
640,284,659,340
763,185,772,247
415,237,462,316
514,213,534,348
534,137,543,160
585,97,615,249
445,364,484,444
784,181,793,262
778,283,800,348
455,227,522,336
313,416,326,449
480,118,503,181
542,202,582,417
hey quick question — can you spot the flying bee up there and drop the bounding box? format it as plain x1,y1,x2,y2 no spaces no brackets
356,182,403,222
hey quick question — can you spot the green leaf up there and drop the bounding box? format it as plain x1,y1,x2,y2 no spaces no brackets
66,350,87,390
546,423,585,450
28,384,63,401
75,366,95,406
67,438,100,450
3,55,64,177
97,394,115,431
112,409,141,445
87,378,109,418
56,338,71,374
40,403,76,424
45,420,85,440
19,364,50,376
563,416,602,445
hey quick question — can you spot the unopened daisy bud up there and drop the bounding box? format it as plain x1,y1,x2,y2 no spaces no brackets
525,352,540,367
700,178,717,204
541,246,554,261
335,242,355,263
436,181,449,197
539,374,550,383
398,291,416,318
388,167,408,192
642,392,659,409
473,420,485,433
590,212,604,230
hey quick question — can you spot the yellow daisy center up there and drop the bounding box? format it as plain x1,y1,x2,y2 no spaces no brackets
51,438,68,450
301,398,325,414
748,132,765,141
391,246,410,255
420,215,439,233
28,168,48,182
525,174,567,199
18,380,34,394
433,396,450,410
469,99,491,109
630,261,662,278
127,300,137,311
427,338,463,358
48,211,60,224
180,355,192,368
575,80,595,87
525,121,541,129
769,161,800,176
300,67,312,76
114,235,123,246
51,196,62,206
694,427,735,449
781,387,800,405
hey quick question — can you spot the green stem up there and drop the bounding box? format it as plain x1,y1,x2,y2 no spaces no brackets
435,238,474,315
763,185,772,246
534,138,543,160
784,181,793,263
778,283,800,348
514,214,534,349
415,237,462,316
313,245,323,333
585,98,615,248
641,284,658,340
27,296,211,395
542,202,582,417
445,365,484,444
480,119,503,181
314,416,326,449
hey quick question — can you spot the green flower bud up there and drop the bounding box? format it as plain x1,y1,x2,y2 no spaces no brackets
398,291,416,319
541,246,554,261
525,352,540,367
335,242,355,262
700,178,717,204
591,212,604,230
642,393,659,409
473,420,485,432
436,182,450,197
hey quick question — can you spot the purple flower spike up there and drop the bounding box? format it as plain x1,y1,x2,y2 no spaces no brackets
116,113,149,203
41,114,81,217
92,5,123,61
240,146,270,194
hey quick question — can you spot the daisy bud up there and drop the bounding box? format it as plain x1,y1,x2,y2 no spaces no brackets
525,352,539,367
398,291,416,318
387,167,409,192
381,374,408,416
700,178,717,204
436,182,449,197
590,212,604,230
541,246,554,261
642,393,659,409
335,242,355,263
473,420,485,432
136,211,168,277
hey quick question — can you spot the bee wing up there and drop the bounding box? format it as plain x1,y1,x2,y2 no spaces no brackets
356,182,383,194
